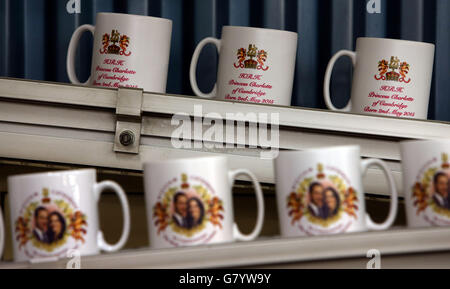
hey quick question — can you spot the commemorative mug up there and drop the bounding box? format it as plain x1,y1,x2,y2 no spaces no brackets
6,169,131,262
144,156,265,249
274,146,398,237
67,13,172,92
190,26,298,106
401,140,450,228
324,37,435,119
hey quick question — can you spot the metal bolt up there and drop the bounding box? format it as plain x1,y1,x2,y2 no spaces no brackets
119,130,135,146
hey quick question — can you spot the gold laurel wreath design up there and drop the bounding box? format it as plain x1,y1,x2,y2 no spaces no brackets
306,210,343,228
430,202,450,217
170,220,207,238
31,234,69,252
15,202,39,249
286,177,313,225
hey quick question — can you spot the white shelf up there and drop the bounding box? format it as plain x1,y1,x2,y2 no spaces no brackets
1,77,449,140
1,77,450,197
2,78,450,269
1,227,450,269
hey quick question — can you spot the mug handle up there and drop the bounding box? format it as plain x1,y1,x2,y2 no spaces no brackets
94,181,131,252
323,50,356,112
228,169,265,241
189,37,221,98
0,206,4,260
67,24,95,85
361,159,398,230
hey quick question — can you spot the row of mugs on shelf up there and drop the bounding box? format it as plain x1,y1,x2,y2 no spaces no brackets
67,12,435,120
0,140,448,262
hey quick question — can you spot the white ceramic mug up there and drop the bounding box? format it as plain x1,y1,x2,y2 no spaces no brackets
324,37,435,119
274,146,398,237
190,26,298,106
67,13,172,92
6,169,130,262
401,140,450,228
144,156,265,249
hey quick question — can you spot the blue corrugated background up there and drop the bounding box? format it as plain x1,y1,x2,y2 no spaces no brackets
0,0,448,120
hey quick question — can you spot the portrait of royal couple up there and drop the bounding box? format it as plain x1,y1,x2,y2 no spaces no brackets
33,206,66,244
172,192,205,229
307,182,341,220
432,172,450,210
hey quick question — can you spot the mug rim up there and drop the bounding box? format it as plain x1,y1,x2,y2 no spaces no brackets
357,37,435,48
7,169,96,181
97,12,172,24
143,155,227,166
277,145,360,156
222,25,298,37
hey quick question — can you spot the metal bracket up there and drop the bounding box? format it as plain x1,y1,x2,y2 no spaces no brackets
114,87,144,154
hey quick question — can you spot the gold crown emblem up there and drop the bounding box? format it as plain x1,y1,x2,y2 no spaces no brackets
42,188,51,204
234,44,269,71
244,44,258,69
317,164,325,179
442,153,449,169
386,56,400,81
375,56,411,83
181,174,190,189
100,30,131,56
